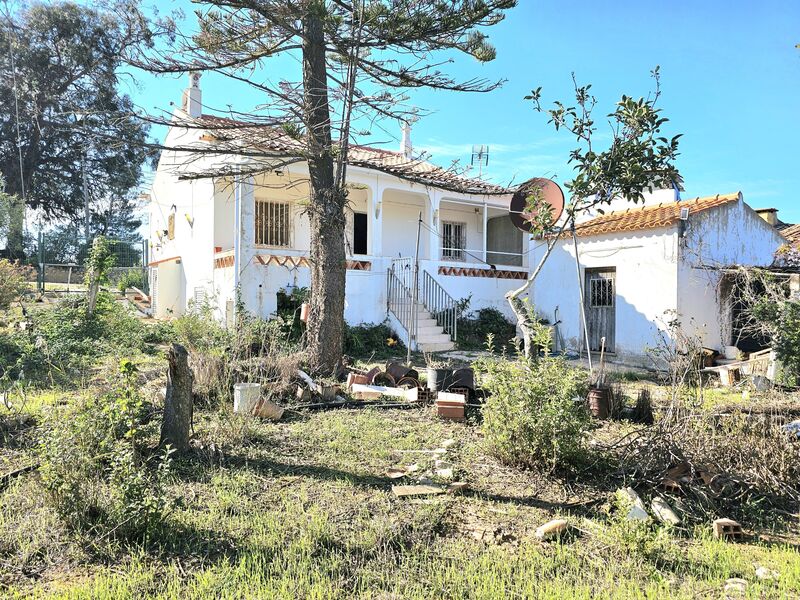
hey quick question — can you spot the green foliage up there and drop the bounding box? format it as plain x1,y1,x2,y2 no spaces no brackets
608,492,682,570
753,298,800,385
85,236,116,287
1,292,151,382
0,2,152,227
344,322,403,358
114,269,146,293
476,341,589,472
457,306,517,351
0,259,32,309
525,67,681,213
38,360,173,541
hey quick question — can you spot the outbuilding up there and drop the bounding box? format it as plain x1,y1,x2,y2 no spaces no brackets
532,192,786,366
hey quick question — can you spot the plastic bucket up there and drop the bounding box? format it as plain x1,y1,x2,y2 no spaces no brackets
234,382,261,414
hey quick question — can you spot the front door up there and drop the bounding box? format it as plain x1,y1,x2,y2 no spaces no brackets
584,268,616,353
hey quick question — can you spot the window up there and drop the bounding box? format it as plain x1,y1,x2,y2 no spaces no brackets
589,276,614,307
441,221,466,261
255,199,291,247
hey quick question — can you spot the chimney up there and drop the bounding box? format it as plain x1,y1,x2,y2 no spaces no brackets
181,72,202,118
400,120,412,159
755,207,778,226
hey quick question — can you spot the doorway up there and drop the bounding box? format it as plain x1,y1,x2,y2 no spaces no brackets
584,268,616,353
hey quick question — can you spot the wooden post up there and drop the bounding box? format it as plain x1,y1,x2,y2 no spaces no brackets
160,343,193,452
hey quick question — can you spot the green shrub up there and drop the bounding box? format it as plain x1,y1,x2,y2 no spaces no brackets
1,292,152,382
38,360,173,541
457,307,517,351
344,321,403,358
114,269,147,293
753,298,800,386
0,259,33,309
476,335,589,472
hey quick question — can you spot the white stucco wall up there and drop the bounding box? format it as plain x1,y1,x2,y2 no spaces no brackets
533,227,680,366
677,195,786,350
149,116,525,332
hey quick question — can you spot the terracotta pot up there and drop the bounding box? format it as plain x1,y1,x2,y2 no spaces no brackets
587,387,610,419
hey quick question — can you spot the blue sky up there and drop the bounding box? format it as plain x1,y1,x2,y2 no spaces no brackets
130,0,800,221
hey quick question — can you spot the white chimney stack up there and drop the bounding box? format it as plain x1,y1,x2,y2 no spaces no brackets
182,72,202,118
400,120,412,159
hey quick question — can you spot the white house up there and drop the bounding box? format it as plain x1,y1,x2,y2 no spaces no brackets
533,191,787,366
146,75,533,352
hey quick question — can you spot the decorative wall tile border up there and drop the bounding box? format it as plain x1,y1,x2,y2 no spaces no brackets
438,266,529,280
213,254,234,269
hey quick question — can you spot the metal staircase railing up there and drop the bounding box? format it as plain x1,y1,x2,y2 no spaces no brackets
387,258,417,348
421,270,458,342
387,258,458,348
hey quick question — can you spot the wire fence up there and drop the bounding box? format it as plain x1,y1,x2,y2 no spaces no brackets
28,233,149,293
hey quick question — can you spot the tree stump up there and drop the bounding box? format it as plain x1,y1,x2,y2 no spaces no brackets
160,343,193,452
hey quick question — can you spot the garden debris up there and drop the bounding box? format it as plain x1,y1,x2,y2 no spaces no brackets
447,482,468,494
755,566,779,581
385,362,418,383
620,487,649,521
350,384,419,401
233,382,261,414
435,468,454,480
535,519,569,541
386,467,409,479
650,496,681,525
251,396,284,421
346,372,369,389
713,518,744,541
723,578,748,595
391,484,446,497
436,391,466,421
441,438,456,449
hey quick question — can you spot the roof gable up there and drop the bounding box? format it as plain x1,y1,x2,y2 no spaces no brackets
572,193,741,238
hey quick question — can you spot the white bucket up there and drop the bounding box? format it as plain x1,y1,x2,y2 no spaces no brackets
233,383,261,414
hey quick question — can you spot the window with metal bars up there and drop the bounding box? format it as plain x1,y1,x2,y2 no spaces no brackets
255,200,291,247
441,221,466,260
589,277,614,307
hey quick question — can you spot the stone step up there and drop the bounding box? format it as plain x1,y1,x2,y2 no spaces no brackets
417,325,445,337
417,341,456,352
417,333,453,345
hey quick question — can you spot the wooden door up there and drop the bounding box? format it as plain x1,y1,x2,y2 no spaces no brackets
584,268,616,353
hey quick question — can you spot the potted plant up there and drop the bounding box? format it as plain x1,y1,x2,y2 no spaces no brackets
424,354,455,392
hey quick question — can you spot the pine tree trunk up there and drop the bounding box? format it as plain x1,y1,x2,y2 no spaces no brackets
302,5,346,374
160,343,193,452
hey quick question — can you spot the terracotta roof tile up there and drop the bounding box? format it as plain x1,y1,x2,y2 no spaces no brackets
780,223,800,244
195,114,508,196
572,193,741,238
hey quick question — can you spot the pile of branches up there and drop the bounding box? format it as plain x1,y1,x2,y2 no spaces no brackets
611,406,800,521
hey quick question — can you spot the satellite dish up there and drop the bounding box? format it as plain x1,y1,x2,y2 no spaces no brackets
509,178,565,233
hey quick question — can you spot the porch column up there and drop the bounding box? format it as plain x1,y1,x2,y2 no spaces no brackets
428,191,441,261
369,182,384,256
234,175,256,322
482,201,488,263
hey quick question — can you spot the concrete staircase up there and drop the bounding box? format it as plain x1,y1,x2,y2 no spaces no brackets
387,258,457,353
413,305,456,353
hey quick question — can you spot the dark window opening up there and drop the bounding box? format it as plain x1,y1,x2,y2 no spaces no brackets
353,212,368,255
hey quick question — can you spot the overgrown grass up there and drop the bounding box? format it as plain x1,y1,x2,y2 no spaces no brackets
3,300,800,598
3,399,800,598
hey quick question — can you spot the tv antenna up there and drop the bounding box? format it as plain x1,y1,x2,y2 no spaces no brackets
471,144,489,178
